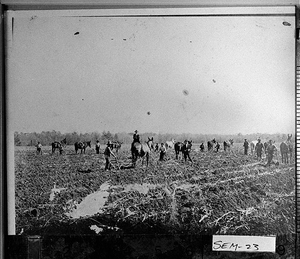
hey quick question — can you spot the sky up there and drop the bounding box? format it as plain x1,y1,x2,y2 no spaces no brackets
6,7,296,135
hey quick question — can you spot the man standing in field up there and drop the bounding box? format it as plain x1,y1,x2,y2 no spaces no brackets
200,143,205,152
95,140,100,154
36,142,42,155
243,139,249,155
266,140,277,166
154,143,159,152
215,142,220,152
159,143,166,161
182,140,193,163
255,138,264,160
104,140,116,170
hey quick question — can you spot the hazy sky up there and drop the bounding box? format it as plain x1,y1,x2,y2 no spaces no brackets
6,7,295,135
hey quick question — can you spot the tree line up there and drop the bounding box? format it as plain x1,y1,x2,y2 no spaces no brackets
14,130,292,146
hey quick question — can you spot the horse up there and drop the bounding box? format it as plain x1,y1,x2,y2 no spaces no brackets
165,139,175,149
131,137,153,167
250,141,258,155
174,141,184,159
60,138,67,147
280,134,293,164
207,138,216,151
223,139,234,152
111,141,122,153
51,138,67,154
74,141,91,154
264,142,268,153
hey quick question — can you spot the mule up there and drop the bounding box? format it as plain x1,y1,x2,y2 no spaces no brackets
207,138,216,151
280,142,289,163
264,142,268,154
280,134,293,164
223,139,234,152
131,137,153,167
111,141,122,153
74,141,91,154
51,138,67,154
174,141,184,159
165,139,175,149
250,141,258,155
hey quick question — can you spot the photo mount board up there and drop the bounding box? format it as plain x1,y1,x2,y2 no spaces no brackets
1,1,299,258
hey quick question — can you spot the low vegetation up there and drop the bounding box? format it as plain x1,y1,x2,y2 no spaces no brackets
15,144,294,237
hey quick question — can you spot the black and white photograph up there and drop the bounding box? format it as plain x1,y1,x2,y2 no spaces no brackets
5,6,296,257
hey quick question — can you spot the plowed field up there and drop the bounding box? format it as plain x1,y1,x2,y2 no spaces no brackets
14,144,295,236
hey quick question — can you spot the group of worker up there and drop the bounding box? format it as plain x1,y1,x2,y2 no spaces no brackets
35,131,279,170
243,138,277,166
132,130,167,162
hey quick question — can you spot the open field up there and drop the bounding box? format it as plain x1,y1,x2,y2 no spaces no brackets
14,143,294,237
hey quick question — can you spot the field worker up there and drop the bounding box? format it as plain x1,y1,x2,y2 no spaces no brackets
200,143,205,152
182,140,193,163
255,139,264,160
266,140,276,166
159,143,166,161
104,140,116,170
154,143,159,152
59,145,63,155
215,142,220,152
36,142,42,155
95,140,100,154
131,130,140,152
133,130,140,143
243,139,249,155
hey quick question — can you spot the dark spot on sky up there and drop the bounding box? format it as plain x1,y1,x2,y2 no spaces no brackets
147,111,151,115
190,41,192,43
74,32,79,35
183,90,189,96
123,39,127,41
282,21,291,26
213,79,216,83
111,38,114,40
82,99,84,101
30,15,37,21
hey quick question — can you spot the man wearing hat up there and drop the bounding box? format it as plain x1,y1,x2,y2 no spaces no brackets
159,143,166,161
255,138,264,160
104,140,116,170
133,130,140,143
95,140,100,154
36,141,42,155
182,140,193,163
243,139,249,155
131,130,140,152
266,140,276,166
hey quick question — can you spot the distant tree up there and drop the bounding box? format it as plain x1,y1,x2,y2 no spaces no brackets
113,133,119,141
91,132,101,143
101,131,113,143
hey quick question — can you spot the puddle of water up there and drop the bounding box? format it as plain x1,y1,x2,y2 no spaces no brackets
65,181,110,218
65,181,202,219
